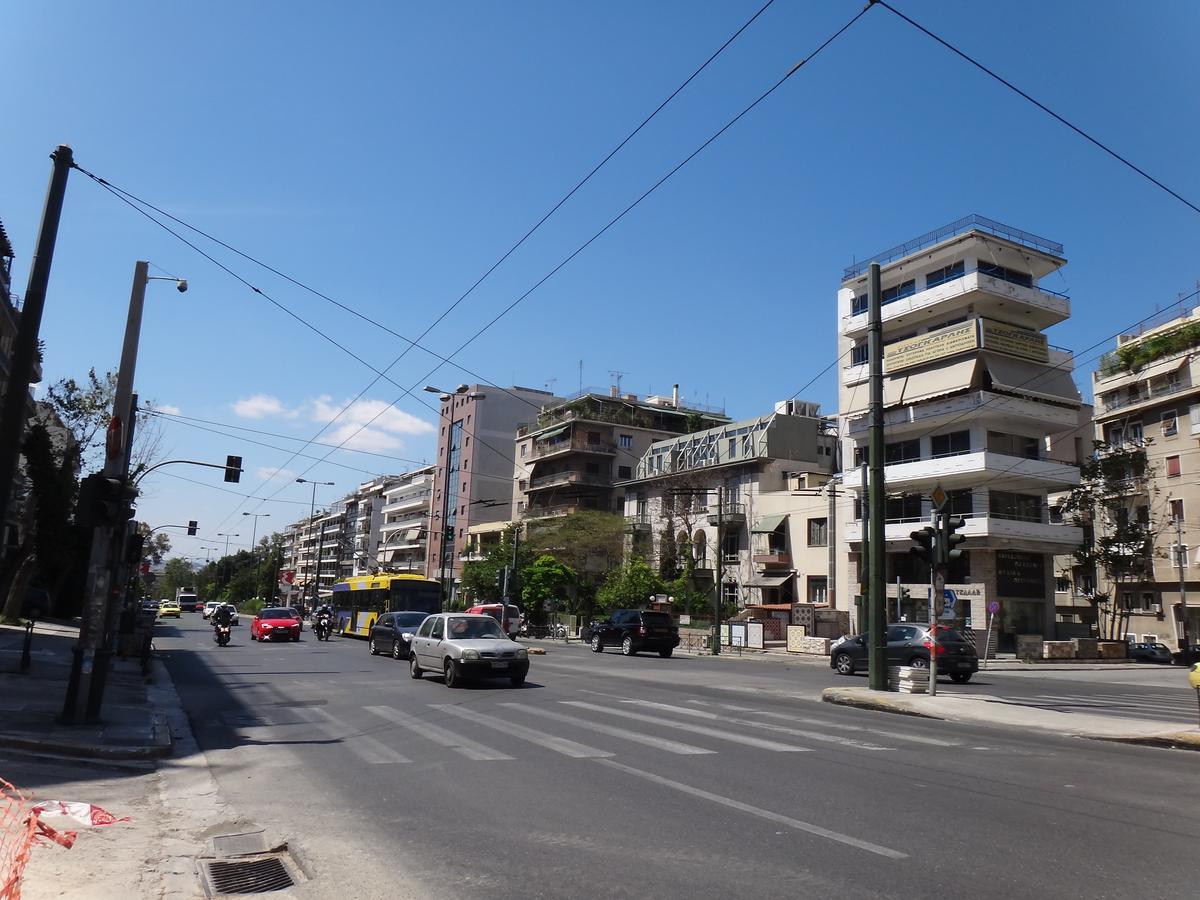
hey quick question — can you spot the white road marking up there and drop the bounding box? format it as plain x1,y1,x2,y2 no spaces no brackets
431,705,614,759
500,704,714,755
363,705,513,761
561,701,811,753
304,708,411,764
593,759,907,859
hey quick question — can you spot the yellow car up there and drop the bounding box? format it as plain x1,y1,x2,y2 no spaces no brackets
159,599,182,618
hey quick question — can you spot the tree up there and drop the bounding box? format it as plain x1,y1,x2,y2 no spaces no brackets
520,554,576,619
1061,439,1171,640
159,557,197,603
596,556,663,613
460,526,533,604
525,511,625,614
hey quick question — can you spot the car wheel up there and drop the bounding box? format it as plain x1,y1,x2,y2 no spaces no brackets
510,673,526,688
658,648,673,659
291,635,300,643
834,653,855,676
392,640,403,660
621,636,636,656
444,659,462,688
908,656,929,670
409,654,423,680
591,635,603,653
369,637,378,656
949,673,972,684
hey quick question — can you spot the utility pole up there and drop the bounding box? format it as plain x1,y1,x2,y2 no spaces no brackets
929,509,942,697
713,486,724,655
866,262,887,691
0,146,72,558
1177,517,1191,665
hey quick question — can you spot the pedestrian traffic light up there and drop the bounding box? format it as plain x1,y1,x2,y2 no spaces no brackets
898,585,911,604
941,515,966,565
187,520,198,536
224,455,242,483
909,526,936,564
76,474,138,527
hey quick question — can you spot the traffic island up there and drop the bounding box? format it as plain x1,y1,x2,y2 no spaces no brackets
821,686,1200,750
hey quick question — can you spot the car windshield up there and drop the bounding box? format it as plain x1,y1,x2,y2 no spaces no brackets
394,613,428,628
446,617,504,640
261,608,291,618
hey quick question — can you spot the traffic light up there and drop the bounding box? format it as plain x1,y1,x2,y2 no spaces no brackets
187,520,198,536
76,474,138,527
941,515,966,566
909,526,936,564
898,585,911,605
224,455,243,483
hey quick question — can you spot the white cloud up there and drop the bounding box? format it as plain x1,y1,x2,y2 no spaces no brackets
151,403,182,416
257,466,298,482
309,395,434,452
233,394,296,419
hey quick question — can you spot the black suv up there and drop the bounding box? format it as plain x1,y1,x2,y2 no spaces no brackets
829,624,979,683
588,609,680,657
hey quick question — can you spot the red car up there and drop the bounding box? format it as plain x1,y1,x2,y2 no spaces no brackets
250,607,302,642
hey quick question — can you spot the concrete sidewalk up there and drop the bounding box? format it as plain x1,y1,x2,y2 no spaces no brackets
822,686,1200,750
0,620,172,759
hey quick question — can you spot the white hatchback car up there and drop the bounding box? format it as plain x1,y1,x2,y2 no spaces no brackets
409,613,530,688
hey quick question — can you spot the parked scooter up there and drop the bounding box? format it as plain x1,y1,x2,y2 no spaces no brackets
214,623,231,646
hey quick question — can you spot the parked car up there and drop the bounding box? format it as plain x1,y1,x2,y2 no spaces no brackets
589,609,680,657
830,624,979,683
1128,642,1173,664
193,599,205,613
202,601,221,620
250,607,302,642
369,611,430,659
409,613,529,688
158,599,182,618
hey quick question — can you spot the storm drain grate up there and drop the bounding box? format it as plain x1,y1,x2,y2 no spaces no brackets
203,857,294,894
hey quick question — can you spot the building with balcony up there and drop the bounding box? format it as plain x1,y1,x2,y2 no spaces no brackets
836,215,1086,647
379,466,434,573
620,400,838,609
426,384,561,602
515,384,729,524
1091,301,1200,647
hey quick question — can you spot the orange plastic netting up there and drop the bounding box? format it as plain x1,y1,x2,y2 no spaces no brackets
0,779,36,900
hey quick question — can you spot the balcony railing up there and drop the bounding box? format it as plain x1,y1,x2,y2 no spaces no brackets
753,552,792,568
532,435,618,460
529,470,611,489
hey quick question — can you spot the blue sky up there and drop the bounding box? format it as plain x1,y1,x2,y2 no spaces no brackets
4,0,1198,562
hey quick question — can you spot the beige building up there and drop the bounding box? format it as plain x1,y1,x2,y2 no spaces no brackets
1090,303,1200,648
378,466,434,573
620,400,838,609
835,215,1086,648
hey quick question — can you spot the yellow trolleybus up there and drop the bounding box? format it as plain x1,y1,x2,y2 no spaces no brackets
331,573,441,637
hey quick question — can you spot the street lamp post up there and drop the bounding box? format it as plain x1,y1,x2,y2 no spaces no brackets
297,479,334,611
216,533,239,592
243,512,270,600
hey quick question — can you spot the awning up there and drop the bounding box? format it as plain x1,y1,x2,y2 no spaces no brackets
884,357,980,407
743,573,793,588
983,352,1080,405
752,514,788,533
536,425,568,441
404,528,421,541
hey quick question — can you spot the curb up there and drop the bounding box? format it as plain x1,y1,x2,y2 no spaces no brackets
0,730,172,761
1084,732,1200,752
820,688,944,719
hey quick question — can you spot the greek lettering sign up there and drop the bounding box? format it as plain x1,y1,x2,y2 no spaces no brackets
996,550,1046,599
980,318,1049,363
884,321,979,373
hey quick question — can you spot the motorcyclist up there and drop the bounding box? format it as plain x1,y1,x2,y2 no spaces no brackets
212,603,234,629
313,603,334,638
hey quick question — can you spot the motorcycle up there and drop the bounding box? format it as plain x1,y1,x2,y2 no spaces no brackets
213,623,231,647
314,614,332,642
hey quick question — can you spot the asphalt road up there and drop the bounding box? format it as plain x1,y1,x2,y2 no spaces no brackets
158,615,1200,900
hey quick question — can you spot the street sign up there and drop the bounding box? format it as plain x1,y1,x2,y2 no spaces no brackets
929,588,957,618
931,484,947,511
987,600,1000,614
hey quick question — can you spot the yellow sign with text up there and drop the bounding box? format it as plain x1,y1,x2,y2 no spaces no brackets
884,321,979,373
980,318,1049,363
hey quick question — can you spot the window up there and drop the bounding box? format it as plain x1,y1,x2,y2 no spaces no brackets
885,494,923,522
1170,498,1184,523
587,431,601,444
619,434,633,449
987,431,1040,459
1049,504,1063,524
520,443,527,458
1162,409,1178,436
931,430,970,457
1107,421,1143,446
1140,594,1158,612
851,294,869,316
989,491,1042,523
948,489,973,516
977,261,1033,288
853,445,868,467
807,518,828,547
885,439,920,464
881,279,917,304
585,462,600,474
926,260,965,289
430,618,444,640
1167,455,1181,477
617,465,632,479
721,529,740,560
1055,577,1071,593
850,343,869,366
723,582,740,606
808,577,828,605
418,618,434,638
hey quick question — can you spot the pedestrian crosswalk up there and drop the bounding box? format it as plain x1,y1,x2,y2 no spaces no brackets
206,692,969,773
997,689,1198,723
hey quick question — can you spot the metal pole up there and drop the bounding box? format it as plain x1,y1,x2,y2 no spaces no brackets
713,486,723,655
867,262,887,691
930,510,943,698
1177,518,1191,666
438,450,453,612
0,146,73,542
309,482,317,609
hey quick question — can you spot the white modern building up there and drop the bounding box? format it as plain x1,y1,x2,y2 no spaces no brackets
379,466,435,574
836,215,1086,648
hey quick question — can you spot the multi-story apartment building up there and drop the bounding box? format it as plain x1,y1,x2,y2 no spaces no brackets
1091,302,1200,648
621,400,838,609
285,513,322,606
514,385,729,522
836,215,1086,649
426,384,560,602
346,476,390,578
378,466,434,573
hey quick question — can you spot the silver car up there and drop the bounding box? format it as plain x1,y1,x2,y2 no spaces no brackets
409,613,530,688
